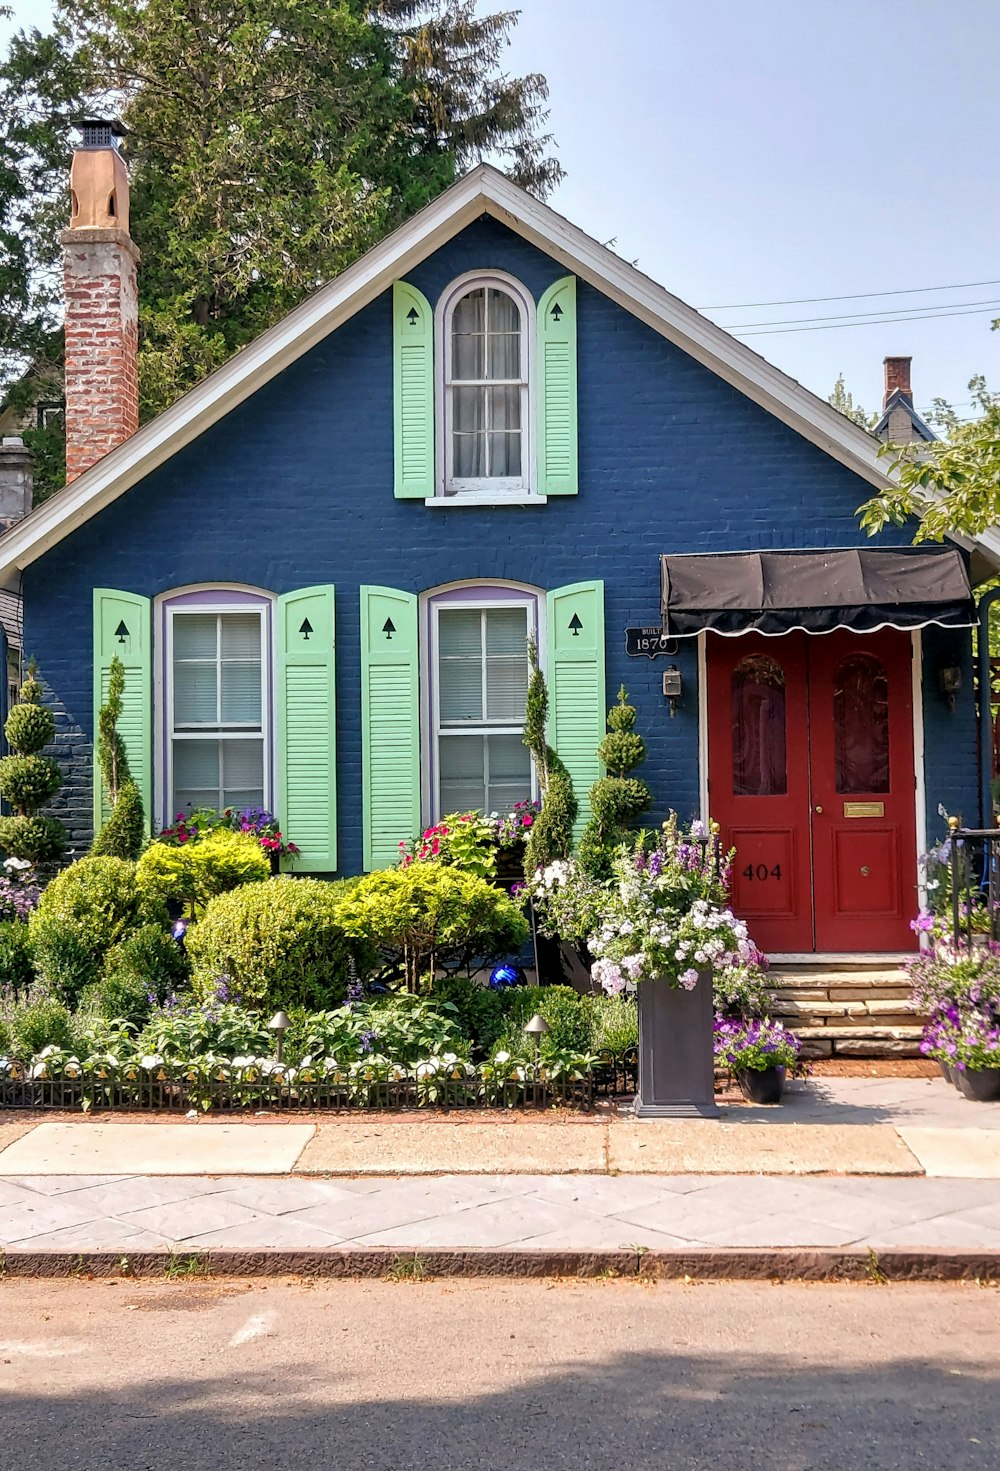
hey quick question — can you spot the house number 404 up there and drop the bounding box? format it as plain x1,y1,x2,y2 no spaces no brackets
742,863,782,881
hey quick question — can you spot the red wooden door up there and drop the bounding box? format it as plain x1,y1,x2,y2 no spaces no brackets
707,633,814,953
808,628,917,952
707,628,918,954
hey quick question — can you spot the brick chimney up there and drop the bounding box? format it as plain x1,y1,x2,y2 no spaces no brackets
881,355,918,444
883,355,913,407
59,120,140,483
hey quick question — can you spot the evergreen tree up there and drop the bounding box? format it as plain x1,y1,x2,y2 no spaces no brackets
522,637,576,872
0,0,561,443
578,685,652,877
91,653,145,859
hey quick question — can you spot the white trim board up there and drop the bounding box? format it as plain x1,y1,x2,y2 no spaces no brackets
4,162,1000,582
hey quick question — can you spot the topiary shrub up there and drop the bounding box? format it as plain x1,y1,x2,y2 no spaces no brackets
522,637,577,874
578,686,652,878
0,921,35,995
103,923,191,1002
91,779,145,861
29,856,164,1007
136,826,270,918
336,864,529,993
188,877,369,1012
0,662,66,865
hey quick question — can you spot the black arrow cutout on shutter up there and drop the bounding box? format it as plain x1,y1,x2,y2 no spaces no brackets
550,302,563,320
568,613,583,636
114,621,129,644
299,618,313,640
406,307,419,324
382,617,396,640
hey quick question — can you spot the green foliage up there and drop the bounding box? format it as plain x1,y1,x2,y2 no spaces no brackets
95,653,131,807
399,813,497,878
337,864,529,993
583,993,638,1055
0,663,65,864
425,973,508,1056
859,375,1000,542
0,920,35,994
136,826,269,917
579,687,652,877
138,1002,272,1064
0,983,75,1059
29,855,161,1006
498,984,592,1056
102,922,190,999
294,994,469,1067
90,779,145,860
1,0,559,415
828,373,877,430
187,877,366,1013
522,637,577,873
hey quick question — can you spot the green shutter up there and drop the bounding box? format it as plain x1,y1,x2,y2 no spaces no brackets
277,586,337,873
546,581,605,842
361,585,420,869
393,280,435,499
537,275,578,496
93,588,152,835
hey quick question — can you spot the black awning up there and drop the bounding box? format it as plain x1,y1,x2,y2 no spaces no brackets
659,547,976,637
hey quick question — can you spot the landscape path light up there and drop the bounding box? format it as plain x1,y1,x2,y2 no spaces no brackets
269,1010,291,1064
523,1012,549,1069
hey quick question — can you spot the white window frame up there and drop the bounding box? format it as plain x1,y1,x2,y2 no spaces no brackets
435,270,537,502
159,593,273,826
420,582,543,824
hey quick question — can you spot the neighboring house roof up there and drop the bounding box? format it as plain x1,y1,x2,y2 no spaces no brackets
1,163,998,582
0,589,22,649
875,388,937,444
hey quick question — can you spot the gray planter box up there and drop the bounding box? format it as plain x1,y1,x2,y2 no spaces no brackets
634,972,718,1118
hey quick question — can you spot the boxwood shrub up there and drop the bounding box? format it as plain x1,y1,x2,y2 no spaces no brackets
188,876,373,1012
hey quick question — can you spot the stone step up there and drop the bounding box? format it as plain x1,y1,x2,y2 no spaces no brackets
794,1024,924,1041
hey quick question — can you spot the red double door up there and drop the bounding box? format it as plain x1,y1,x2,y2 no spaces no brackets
707,629,918,954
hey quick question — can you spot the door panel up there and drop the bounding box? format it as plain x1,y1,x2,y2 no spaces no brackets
808,629,917,951
707,633,814,952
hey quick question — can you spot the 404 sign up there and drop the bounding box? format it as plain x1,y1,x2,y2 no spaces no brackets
625,627,677,658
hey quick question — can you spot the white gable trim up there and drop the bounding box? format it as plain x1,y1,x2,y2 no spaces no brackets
3,163,999,580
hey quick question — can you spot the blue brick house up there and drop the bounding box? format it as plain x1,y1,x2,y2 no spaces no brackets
0,149,993,956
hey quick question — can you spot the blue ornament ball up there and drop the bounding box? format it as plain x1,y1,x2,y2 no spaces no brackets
489,963,526,990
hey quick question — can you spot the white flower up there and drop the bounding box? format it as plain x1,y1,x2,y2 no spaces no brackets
679,968,700,990
494,1050,511,1065
139,1053,164,1069
3,856,31,872
442,1052,458,1066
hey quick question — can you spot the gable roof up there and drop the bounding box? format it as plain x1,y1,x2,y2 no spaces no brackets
875,388,937,444
2,163,998,582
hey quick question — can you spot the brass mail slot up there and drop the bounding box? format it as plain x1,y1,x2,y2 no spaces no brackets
843,801,884,818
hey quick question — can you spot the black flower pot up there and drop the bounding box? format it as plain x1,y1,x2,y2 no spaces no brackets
955,1067,1000,1103
635,973,718,1118
937,1060,958,1087
736,1065,786,1105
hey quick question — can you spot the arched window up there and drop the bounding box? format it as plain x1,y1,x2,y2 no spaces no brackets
731,654,787,796
439,274,533,497
834,653,890,793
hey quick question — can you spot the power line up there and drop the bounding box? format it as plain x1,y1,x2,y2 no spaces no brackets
701,277,1000,311
733,304,1000,337
721,296,1000,330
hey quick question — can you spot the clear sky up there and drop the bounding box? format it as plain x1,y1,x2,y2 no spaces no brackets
5,0,999,420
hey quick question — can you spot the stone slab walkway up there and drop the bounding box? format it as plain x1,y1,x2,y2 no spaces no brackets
1,1171,999,1255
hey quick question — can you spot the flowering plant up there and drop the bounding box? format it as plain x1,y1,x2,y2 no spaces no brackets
398,812,496,878
157,806,298,860
0,856,41,922
713,1015,806,1076
587,818,749,995
524,857,608,947
493,800,540,847
921,1001,1000,1072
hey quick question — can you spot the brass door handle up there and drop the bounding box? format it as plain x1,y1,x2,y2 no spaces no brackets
814,805,824,814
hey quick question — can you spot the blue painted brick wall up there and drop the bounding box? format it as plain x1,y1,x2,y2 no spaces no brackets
23,216,977,866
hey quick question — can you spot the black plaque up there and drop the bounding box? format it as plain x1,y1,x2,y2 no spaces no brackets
625,626,676,658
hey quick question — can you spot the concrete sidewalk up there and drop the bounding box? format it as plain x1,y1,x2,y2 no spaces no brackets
1,1170,999,1260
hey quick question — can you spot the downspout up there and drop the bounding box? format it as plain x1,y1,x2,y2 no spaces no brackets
977,587,1000,827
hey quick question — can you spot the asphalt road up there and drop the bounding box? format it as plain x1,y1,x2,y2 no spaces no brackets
0,1277,997,1468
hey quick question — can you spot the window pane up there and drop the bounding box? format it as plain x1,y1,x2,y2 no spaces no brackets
452,385,486,478
220,613,261,659
439,734,486,813
488,433,522,477
487,385,521,431
486,609,528,656
172,738,220,815
174,663,217,725
439,609,482,658
834,655,890,793
221,739,264,810
452,289,485,379
173,614,216,660
486,733,531,812
440,660,483,722
221,662,261,724
486,288,521,378
731,655,787,797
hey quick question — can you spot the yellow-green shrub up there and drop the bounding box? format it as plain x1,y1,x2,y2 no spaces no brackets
136,826,269,917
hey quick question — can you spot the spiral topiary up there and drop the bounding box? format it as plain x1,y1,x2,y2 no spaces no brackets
0,662,66,865
522,637,577,873
578,685,652,877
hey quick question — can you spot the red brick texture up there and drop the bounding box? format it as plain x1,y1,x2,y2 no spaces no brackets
59,227,141,482
882,355,913,407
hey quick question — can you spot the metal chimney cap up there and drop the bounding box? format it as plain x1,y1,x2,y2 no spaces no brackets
75,118,128,149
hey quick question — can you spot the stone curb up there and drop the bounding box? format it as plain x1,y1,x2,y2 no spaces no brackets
1,1248,998,1283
